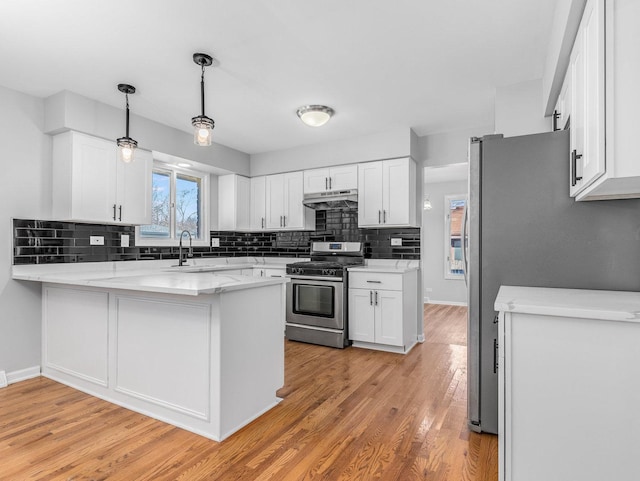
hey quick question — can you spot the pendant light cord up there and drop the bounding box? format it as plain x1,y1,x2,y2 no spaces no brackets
200,64,206,117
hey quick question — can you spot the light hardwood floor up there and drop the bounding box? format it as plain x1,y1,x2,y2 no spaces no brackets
0,304,497,480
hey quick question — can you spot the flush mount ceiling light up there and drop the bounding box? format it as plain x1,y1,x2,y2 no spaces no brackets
296,105,334,127
192,52,215,146
116,84,138,163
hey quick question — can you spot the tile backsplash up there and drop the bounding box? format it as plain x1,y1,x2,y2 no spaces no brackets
13,210,420,265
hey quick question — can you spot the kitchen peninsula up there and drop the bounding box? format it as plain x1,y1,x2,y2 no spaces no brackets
12,262,287,441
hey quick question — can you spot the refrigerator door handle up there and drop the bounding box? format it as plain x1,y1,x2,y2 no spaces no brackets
462,203,469,286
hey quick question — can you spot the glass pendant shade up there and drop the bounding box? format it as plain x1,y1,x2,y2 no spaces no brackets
117,137,138,163
423,196,433,210
192,115,214,146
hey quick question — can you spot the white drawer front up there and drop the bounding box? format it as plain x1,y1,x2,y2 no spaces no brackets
349,272,403,291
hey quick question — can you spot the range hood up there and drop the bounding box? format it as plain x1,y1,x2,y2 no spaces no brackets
303,189,358,210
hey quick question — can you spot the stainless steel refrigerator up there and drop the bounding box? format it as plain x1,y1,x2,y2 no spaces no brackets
464,130,640,434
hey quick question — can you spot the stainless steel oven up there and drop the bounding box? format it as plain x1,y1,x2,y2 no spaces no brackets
286,276,344,330
285,242,364,349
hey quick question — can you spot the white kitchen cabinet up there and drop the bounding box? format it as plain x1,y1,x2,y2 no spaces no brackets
357,158,417,227
303,165,358,193
250,176,267,231
52,130,152,224
348,269,417,354
253,267,286,278
496,285,640,481
265,171,315,230
218,174,250,231
553,68,571,132
563,0,640,200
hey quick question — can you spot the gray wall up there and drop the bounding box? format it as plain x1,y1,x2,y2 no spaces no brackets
416,125,494,167
422,180,468,304
0,85,52,375
250,128,411,176
45,91,251,176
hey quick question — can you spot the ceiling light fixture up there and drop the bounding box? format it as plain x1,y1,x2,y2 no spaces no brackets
297,105,334,127
192,52,215,146
116,84,138,163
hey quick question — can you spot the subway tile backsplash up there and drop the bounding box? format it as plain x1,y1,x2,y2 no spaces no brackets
13,210,420,265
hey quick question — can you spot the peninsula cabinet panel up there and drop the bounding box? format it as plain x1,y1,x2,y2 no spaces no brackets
43,286,109,386
52,130,152,224
115,296,211,420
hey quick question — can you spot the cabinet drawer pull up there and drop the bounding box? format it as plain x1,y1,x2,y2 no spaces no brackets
366,280,382,283
571,150,583,187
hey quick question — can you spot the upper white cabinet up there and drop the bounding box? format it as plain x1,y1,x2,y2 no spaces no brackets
265,172,315,230
250,176,267,231
218,174,250,231
52,131,152,225
357,158,417,228
303,165,358,193
564,0,639,200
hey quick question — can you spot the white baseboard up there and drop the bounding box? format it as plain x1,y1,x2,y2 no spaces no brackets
424,299,468,307
6,366,41,385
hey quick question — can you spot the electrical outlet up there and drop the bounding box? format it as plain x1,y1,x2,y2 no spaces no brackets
391,237,402,246
90,235,105,246
211,238,220,247
121,234,130,248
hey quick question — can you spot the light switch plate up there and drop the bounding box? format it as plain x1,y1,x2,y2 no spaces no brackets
121,234,130,248
211,238,220,247
90,235,105,246
391,237,402,246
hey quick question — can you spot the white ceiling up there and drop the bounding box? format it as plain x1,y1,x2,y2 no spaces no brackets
0,0,558,155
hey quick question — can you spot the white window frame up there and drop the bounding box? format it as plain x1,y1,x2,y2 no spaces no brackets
444,194,466,280
135,162,211,247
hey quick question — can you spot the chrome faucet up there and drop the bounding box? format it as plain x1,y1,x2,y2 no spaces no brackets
178,230,193,267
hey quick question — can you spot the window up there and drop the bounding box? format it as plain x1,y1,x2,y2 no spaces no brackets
137,164,210,246
444,194,466,279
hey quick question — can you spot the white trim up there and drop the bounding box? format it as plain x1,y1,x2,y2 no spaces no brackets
5,366,41,385
425,299,468,306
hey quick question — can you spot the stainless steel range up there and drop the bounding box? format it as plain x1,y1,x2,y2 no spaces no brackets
286,242,364,348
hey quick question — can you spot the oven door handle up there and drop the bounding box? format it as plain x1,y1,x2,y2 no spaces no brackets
287,275,344,284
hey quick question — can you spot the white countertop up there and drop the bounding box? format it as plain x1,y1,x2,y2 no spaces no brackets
495,285,640,323
348,266,418,274
12,261,288,296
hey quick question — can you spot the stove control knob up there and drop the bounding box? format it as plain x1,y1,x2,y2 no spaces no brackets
323,268,337,277
294,267,304,275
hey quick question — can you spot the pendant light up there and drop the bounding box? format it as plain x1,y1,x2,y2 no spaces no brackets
296,105,334,127
191,52,215,146
116,84,138,163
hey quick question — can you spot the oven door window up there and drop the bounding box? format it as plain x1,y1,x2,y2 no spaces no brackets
293,284,334,318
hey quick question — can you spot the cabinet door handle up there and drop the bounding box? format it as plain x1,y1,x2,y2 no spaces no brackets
283,215,286,227
571,149,583,187
325,177,328,190
113,204,117,221
553,110,560,131
262,217,265,229
378,210,382,224
493,338,499,373
383,210,387,223
369,291,373,305
366,280,382,284
375,291,378,306
118,205,122,222
279,215,283,227
329,177,332,189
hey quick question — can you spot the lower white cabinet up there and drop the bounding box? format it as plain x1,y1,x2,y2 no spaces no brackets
496,286,640,481
348,270,417,353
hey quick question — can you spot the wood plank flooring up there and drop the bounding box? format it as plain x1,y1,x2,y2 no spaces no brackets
0,304,497,480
